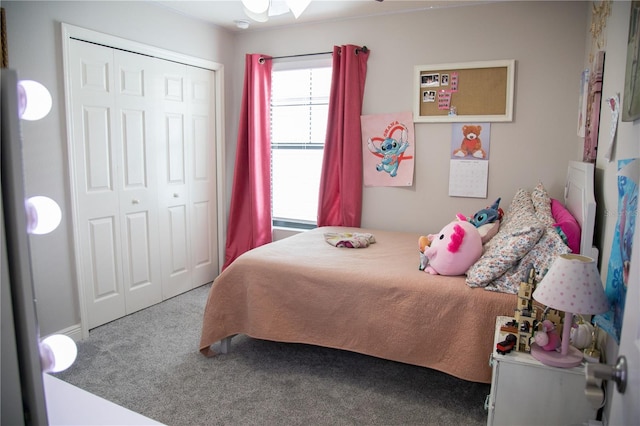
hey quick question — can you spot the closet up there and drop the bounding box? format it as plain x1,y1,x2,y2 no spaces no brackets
67,39,218,329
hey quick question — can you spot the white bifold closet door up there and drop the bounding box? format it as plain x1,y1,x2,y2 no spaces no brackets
157,61,219,299
68,39,217,329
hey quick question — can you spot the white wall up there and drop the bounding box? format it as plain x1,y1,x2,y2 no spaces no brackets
234,1,589,234
2,1,235,336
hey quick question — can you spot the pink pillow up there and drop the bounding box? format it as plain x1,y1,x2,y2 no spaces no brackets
550,199,581,253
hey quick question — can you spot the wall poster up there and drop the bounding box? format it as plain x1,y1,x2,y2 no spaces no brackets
361,111,415,187
595,158,639,344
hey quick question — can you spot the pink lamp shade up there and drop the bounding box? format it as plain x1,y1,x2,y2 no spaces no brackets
531,254,609,368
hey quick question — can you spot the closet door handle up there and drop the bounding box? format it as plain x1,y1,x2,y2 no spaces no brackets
173,193,179,198
132,199,140,204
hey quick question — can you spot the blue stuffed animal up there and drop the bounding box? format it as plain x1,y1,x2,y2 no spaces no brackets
469,198,502,228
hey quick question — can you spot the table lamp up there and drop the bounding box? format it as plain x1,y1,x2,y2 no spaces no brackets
531,254,609,368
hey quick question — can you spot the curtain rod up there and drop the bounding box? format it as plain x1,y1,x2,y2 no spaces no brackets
260,46,368,63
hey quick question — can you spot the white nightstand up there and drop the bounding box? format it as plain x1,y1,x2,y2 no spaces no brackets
486,316,597,426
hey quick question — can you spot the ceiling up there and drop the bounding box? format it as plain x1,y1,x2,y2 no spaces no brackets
151,0,484,32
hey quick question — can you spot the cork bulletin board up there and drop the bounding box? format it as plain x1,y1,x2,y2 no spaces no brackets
413,60,515,123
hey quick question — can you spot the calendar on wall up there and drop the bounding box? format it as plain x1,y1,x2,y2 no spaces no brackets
448,160,488,198
448,123,490,198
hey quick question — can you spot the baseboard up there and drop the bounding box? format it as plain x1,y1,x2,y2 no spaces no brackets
44,323,83,342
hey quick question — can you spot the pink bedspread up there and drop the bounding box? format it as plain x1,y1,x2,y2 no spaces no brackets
199,226,516,383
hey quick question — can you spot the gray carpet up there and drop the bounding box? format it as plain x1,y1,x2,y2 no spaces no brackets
54,283,490,425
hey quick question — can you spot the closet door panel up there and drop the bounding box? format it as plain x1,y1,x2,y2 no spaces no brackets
158,61,192,299
121,109,146,187
86,216,125,327
187,66,218,286
83,107,113,191
123,210,158,311
163,204,190,298
124,212,152,286
114,50,163,313
69,40,126,329
166,113,186,183
88,218,119,299
192,200,212,266
168,205,189,272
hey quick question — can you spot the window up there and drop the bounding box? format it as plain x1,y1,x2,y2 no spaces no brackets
270,59,332,229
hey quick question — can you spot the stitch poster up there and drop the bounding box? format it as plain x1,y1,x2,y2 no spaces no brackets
361,111,415,187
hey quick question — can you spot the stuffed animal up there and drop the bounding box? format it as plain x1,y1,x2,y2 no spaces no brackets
534,319,561,351
418,235,430,271
470,198,503,227
570,319,595,349
458,198,503,227
455,199,503,244
423,220,482,276
453,124,486,159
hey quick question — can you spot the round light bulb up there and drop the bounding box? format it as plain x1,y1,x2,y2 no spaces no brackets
40,334,77,373
25,196,62,235
17,80,53,121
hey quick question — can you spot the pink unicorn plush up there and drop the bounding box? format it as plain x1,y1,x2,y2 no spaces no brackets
423,220,482,276
534,319,561,351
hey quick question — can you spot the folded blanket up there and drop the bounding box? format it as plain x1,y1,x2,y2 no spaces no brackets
324,232,376,248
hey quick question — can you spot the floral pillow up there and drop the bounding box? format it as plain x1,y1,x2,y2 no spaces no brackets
501,188,534,228
466,189,544,288
483,227,570,294
531,182,554,228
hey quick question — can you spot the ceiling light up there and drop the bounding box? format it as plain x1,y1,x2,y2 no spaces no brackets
242,0,312,22
241,0,269,14
243,5,269,22
287,0,311,19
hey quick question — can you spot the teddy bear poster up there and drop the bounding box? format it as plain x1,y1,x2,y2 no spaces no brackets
451,122,491,160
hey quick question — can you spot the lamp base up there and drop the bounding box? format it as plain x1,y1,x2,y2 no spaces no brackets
530,342,583,368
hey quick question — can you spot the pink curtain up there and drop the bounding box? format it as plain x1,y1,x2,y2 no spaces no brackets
223,54,273,270
317,45,370,227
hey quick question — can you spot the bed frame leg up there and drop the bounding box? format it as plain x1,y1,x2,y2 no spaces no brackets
210,336,233,354
220,336,232,353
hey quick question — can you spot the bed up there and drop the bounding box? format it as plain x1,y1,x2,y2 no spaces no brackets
199,161,596,383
